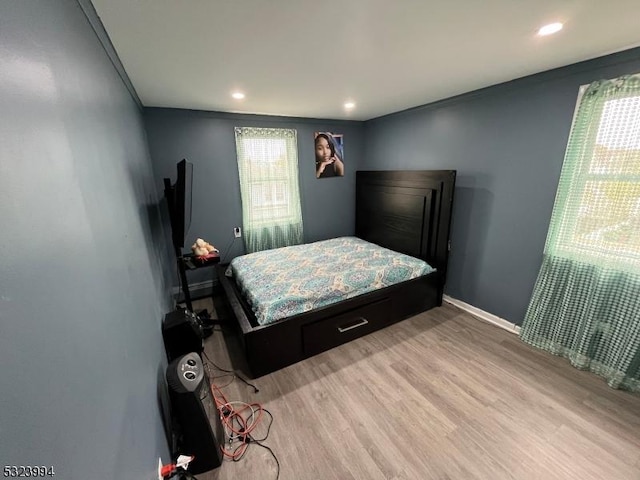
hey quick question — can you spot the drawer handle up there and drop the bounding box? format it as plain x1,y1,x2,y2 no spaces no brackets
337,317,369,333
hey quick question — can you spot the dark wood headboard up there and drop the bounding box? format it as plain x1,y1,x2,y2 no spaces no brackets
355,170,456,282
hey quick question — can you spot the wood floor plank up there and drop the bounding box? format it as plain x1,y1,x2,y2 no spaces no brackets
186,297,640,480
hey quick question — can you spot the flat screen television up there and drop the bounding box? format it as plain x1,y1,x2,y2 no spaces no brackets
164,159,193,253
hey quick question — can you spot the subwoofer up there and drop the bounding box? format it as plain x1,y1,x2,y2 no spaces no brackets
166,352,224,474
162,308,203,362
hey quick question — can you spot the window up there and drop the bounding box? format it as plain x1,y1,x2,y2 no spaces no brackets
234,127,303,253
551,80,640,268
520,75,640,392
240,137,292,219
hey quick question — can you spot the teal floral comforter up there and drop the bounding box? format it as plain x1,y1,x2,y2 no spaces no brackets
226,237,435,326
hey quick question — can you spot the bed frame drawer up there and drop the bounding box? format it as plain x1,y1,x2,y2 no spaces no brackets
302,298,392,357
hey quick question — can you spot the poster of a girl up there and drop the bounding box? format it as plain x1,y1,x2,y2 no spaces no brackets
315,132,344,178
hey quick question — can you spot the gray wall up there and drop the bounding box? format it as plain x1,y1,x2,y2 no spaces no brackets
0,2,172,479
363,47,640,325
144,108,364,284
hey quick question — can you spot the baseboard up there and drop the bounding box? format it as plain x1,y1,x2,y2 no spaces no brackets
443,295,521,335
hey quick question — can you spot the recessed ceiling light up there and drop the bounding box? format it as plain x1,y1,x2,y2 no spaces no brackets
231,92,245,100
344,101,356,110
538,22,563,36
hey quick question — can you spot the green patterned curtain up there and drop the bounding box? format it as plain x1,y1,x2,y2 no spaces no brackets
234,127,304,253
521,75,640,392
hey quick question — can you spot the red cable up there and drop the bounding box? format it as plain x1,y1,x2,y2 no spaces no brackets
209,381,268,459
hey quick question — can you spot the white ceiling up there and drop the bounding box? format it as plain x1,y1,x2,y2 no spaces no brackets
91,0,640,121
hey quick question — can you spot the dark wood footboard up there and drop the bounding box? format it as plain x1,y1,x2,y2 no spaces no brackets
218,265,442,378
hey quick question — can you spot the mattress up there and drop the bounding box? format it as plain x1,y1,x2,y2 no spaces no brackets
226,236,435,326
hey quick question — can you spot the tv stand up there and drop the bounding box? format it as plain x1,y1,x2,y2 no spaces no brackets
177,252,220,314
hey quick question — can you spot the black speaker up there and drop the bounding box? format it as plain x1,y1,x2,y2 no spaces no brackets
162,308,203,362
166,352,224,474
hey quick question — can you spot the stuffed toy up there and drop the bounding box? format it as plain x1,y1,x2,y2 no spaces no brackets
191,238,219,258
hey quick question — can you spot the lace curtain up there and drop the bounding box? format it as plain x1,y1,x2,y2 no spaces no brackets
234,127,304,253
520,75,640,391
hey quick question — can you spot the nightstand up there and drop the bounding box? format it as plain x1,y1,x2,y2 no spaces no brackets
177,252,220,312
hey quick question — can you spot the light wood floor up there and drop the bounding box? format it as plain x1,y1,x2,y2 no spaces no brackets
189,296,640,480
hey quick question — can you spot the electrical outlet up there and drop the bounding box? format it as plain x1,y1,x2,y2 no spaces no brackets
234,226,242,238
157,457,163,480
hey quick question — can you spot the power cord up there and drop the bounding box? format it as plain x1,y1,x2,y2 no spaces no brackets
250,437,280,480
229,432,279,480
209,382,280,479
202,350,259,393
164,369,275,480
246,408,274,442
220,234,238,264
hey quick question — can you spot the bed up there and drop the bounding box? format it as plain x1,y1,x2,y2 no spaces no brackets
218,170,456,378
